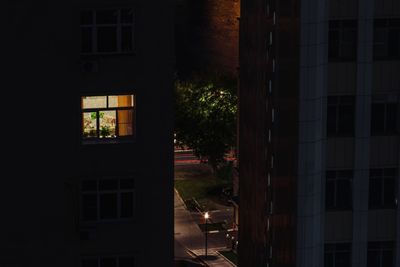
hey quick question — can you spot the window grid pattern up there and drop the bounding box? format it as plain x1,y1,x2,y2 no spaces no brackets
81,178,135,222
81,8,134,55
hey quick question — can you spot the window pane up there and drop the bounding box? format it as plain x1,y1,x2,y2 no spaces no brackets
337,179,352,209
121,9,134,23
367,251,380,267
329,30,340,59
118,110,134,137
99,179,118,191
326,180,335,209
383,178,396,207
382,250,394,267
100,257,117,267
121,26,133,52
82,194,98,221
327,106,337,135
338,105,354,135
121,192,134,218
97,27,117,52
369,178,382,208
374,29,387,60
99,193,118,219
324,253,334,267
119,257,135,267
335,252,350,267
82,96,107,109
83,112,98,138
109,95,134,108
371,104,385,134
388,29,400,58
386,103,397,133
99,110,116,138
82,259,98,267
81,28,93,53
96,10,118,24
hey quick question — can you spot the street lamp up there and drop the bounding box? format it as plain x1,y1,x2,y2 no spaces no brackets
204,212,210,259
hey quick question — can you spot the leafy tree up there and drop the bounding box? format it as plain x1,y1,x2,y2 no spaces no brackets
174,74,237,172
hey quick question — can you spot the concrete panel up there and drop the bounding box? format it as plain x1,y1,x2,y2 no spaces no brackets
368,210,397,240
328,63,357,94
370,136,399,167
326,138,355,169
325,211,353,242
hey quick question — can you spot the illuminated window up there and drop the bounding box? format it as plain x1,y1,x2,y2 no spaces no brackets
81,95,134,141
81,178,135,221
81,8,134,54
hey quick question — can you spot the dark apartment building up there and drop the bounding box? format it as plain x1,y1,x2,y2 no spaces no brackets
3,1,174,266
238,0,400,267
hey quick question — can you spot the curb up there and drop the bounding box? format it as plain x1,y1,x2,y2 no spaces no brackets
175,187,189,210
215,251,237,267
187,249,209,267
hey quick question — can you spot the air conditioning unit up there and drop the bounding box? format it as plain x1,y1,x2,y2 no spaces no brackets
81,60,99,73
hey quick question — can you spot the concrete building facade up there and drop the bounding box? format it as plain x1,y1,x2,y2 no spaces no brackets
238,0,399,266
3,1,174,266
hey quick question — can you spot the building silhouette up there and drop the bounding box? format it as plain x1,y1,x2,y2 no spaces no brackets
3,1,174,266
238,0,399,266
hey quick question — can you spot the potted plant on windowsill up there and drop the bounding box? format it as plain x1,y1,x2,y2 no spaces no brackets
100,126,112,138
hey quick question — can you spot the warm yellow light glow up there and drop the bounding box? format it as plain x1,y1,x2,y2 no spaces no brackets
204,212,210,219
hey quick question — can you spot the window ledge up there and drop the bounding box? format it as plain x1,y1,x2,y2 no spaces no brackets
82,138,135,145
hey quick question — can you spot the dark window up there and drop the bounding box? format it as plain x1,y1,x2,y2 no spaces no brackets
81,178,135,221
371,102,398,135
80,8,134,54
327,96,355,137
369,168,397,209
373,19,400,60
329,20,357,61
82,256,135,267
325,243,351,267
326,170,353,210
367,242,394,267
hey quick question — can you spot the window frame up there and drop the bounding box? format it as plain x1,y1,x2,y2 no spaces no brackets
371,99,398,136
81,94,135,143
325,243,352,267
80,177,135,222
369,168,398,209
326,170,353,211
80,8,135,55
81,255,135,267
328,20,358,62
367,241,395,267
373,19,400,61
327,96,355,137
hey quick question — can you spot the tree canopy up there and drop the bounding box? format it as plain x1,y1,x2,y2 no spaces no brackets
174,74,237,171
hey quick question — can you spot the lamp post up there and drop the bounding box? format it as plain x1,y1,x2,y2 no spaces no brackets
204,212,210,259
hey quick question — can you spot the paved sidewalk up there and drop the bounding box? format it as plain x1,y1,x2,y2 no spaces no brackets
190,249,236,267
174,189,236,267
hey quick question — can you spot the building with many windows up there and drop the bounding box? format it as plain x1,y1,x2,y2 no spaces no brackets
238,0,399,266
3,1,174,266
